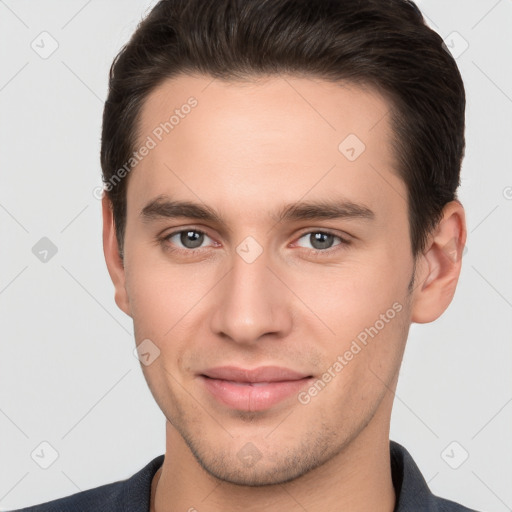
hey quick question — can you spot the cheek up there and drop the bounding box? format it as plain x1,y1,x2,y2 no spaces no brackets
284,254,406,336
127,272,171,333
124,248,221,347
285,253,410,395
303,300,409,421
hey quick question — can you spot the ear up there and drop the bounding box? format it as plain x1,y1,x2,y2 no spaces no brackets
410,200,467,324
102,195,132,317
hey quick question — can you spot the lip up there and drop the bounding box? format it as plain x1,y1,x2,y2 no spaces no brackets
199,366,313,412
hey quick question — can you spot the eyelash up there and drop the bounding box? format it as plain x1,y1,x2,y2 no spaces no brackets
159,228,351,257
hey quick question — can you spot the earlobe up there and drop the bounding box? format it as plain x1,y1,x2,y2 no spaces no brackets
101,195,132,317
410,200,467,324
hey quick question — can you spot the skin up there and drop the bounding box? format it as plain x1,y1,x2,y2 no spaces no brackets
102,74,466,512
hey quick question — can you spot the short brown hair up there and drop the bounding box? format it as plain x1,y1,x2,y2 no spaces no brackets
100,0,465,260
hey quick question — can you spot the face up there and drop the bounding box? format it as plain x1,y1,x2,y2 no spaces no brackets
112,74,419,485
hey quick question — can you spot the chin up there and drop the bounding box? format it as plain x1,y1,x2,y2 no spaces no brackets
184,433,340,487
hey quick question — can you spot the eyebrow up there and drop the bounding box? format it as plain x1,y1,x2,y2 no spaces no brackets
140,195,375,227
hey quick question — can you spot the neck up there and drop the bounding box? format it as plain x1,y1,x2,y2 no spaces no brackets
152,402,396,512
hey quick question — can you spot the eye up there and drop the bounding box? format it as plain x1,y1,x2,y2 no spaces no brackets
163,229,214,252
294,231,349,252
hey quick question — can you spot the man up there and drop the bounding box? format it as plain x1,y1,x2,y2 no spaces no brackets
12,0,480,510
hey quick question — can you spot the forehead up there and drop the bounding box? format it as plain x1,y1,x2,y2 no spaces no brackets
129,73,406,225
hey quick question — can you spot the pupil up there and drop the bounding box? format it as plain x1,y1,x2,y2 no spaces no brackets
181,230,203,249
311,232,333,250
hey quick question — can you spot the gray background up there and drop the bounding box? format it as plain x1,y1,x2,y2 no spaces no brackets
0,0,511,510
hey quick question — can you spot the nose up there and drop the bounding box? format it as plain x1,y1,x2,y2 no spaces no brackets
209,246,293,346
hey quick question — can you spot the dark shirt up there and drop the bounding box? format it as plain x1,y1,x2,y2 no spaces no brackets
9,440,480,511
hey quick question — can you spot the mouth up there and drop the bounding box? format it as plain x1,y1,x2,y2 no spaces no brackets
198,366,314,412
